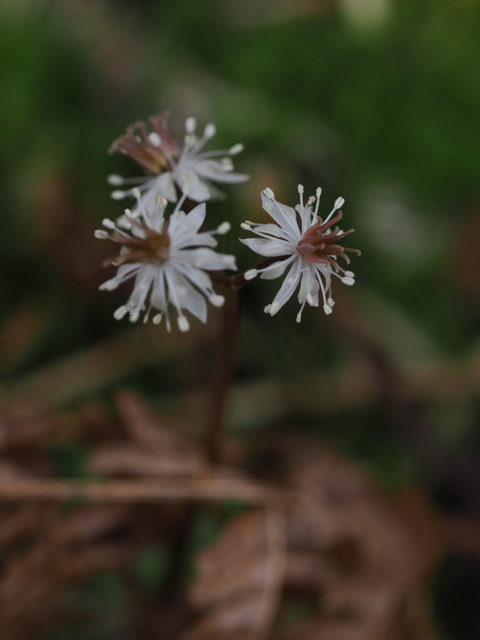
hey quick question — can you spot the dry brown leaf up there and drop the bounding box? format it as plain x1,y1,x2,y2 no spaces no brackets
88,442,203,478
183,509,286,640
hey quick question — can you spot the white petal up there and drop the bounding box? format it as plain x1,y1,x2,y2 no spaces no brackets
260,260,291,280
180,248,236,271
194,160,249,183
268,259,302,314
261,191,301,239
240,237,291,257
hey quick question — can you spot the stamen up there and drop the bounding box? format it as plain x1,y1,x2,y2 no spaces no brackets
148,132,162,147
95,230,109,239
113,305,129,320
204,123,216,139
241,222,252,231
229,143,244,155
221,256,236,267
185,117,196,134
111,190,127,200
153,313,163,325
264,187,275,199
217,222,231,235
268,301,280,316
102,218,116,229
244,269,258,280
177,315,190,332
209,294,225,307
341,276,355,285
107,174,124,185
323,304,333,315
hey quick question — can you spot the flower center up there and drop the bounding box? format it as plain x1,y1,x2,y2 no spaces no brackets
109,113,180,174
109,221,172,267
296,211,360,271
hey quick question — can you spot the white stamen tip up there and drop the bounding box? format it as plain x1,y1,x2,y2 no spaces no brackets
264,187,275,199
178,315,190,332
296,311,302,323
297,184,304,194
323,304,333,315
335,197,345,209
209,294,225,307
153,314,163,325
107,174,124,186
316,187,322,198
244,269,258,281
264,304,271,313
102,218,116,229
185,117,196,134
241,222,252,231
132,188,141,200
156,196,168,207
327,297,335,307
341,277,355,286
117,217,132,230
100,279,119,291
111,190,126,200
148,132,162,147
113,305,128,321
269,301,280,316
129,311,140,323
166,319,172,332
94,230,109,239
222,256,236,268
344,270,354,278
204,123,216,138
217,222,231,235
229,143,244,155
307,196,316,206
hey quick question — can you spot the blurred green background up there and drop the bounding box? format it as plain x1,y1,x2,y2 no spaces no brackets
1,0,480,637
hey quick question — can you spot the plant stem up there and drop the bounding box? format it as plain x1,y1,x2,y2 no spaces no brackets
203,285,239,463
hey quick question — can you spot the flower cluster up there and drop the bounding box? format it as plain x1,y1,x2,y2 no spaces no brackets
98,112,360,329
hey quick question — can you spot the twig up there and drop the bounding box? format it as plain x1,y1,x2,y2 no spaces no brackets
0,477,279,504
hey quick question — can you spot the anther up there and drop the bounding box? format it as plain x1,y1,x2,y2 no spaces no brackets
204,123,216,139
148,132,162,147
264,187,275,199
111,190,126,200
229,143,244,155
217,222,231,235
323,304,333,315
177,315,190,332
185,117,196,134
113,305,128,320
107,174,124,185
209,294,225,307
244,269,258,280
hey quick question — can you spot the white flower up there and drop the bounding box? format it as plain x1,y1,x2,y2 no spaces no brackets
108,112,248,206
96,192,236,332
241,186,360,322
